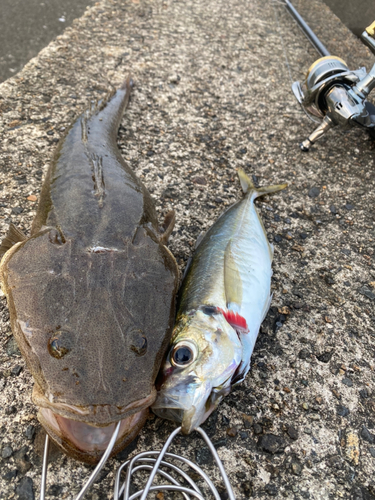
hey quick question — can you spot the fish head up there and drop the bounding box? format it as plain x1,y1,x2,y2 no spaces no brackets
152,308,242,433
0,227,178,462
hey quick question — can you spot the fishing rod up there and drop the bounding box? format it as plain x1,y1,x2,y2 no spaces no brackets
285,0,375,151
285,0,330,57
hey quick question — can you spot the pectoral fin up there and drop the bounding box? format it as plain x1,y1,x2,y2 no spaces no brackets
0,224,27,259
223,241,249,333
159,210,176,245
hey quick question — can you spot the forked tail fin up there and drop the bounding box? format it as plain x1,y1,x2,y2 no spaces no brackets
237,168,287,198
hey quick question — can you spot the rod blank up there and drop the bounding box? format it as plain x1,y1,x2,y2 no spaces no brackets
285,0,330,57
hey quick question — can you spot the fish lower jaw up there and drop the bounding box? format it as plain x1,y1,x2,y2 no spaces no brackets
38,407,148,464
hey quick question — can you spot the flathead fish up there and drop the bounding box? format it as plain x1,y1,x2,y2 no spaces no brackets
152,169,286,433
0,79,179,463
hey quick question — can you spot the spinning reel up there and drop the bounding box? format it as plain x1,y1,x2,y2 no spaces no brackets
286,0,375,151
292,55,375,151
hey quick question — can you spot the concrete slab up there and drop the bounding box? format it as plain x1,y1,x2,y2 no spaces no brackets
0,0,375,499
0,0,371,84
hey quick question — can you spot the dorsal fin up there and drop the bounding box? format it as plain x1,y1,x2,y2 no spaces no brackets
194,230,205,250
0,224,27,259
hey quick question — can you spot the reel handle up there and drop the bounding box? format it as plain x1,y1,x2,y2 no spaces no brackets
300,115,334,151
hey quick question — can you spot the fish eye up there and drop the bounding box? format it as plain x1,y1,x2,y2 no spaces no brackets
171,341,197,368
48,330,71,359
201,305,218,316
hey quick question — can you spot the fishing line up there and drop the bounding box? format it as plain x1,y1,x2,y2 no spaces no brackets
39,421,121,500
39,424,236,499
113,426,236,500
270,0,323,124
270,0,294,88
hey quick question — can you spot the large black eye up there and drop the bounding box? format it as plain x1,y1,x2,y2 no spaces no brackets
171,342,197,367
201,305,218,316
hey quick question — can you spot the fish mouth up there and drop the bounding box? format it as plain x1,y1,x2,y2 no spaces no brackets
152,400,215,434
38,406,148,463
34,384,155,463
152,407,184,424
152,378,233,434
152,383,214,434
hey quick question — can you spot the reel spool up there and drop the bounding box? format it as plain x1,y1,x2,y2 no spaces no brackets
292,55,375,150
301,56,353,119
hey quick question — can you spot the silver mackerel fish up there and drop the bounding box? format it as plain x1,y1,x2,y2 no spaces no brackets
152,169,287,433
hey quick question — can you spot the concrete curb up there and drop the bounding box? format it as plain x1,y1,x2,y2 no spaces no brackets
0,0,374,498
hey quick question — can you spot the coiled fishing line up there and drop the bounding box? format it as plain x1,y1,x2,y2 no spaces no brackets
40,424,236,500
113,426,236,500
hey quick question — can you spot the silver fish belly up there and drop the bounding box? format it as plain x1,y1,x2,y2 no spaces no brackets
152,169,287,433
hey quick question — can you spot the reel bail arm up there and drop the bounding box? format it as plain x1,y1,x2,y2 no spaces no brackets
286,1,375,150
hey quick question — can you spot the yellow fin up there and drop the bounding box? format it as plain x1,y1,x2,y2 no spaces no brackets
224,240,242,310
238,168,255,193
237,168,288,198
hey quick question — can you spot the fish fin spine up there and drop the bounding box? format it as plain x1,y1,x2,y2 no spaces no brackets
159,210,176,244
194,231,205,250
0,224,27,259
261,293,273,323
121,76,133,91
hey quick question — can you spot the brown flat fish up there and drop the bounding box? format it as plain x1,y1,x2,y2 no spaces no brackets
0,79,179,463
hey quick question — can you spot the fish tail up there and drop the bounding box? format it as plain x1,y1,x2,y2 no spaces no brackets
237,168,287,198
82,76,133,139
237,168,255,193
120,76,133,91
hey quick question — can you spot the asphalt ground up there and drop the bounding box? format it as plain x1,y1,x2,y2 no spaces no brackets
0,0,95,83
0,0,375,499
